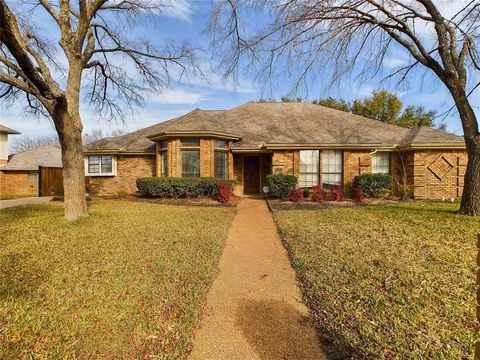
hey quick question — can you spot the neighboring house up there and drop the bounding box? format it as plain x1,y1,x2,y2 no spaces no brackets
0,125,20,166
0,145,62,195
84,102,467,199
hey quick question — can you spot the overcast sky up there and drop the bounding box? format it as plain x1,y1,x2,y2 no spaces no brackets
1,0,478,147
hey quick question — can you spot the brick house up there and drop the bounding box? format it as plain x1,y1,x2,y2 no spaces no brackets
0,145,62,195
84,102,467,198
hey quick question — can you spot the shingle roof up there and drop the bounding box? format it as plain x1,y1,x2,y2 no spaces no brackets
85,102,465,152
0,145,62,171
0,125,21,134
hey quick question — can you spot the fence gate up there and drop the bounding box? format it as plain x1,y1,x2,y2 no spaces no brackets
38,166,63,196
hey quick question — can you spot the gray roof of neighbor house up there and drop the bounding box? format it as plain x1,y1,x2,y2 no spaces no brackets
0,145,62,171
84,102,465,153
0,125,21,134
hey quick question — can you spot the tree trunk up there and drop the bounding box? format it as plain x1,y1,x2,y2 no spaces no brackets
52,101,88,220
447,85,480,216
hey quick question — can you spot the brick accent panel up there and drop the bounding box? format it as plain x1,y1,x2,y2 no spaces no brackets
0,159,7,165
0,170,37,195
404,150,467,199
87,155,155,195
343,151,373,196
272,150,300,177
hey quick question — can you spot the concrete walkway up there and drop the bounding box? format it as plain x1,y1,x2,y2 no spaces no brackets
189,198,326,360
0,196,53,209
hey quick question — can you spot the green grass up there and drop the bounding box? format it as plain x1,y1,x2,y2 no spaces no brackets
0,193,36,200
273,202,479,359
0,200,235,359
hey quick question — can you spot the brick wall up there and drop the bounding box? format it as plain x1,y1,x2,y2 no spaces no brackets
343,150,373,197
272,150,300,177
0,170,38,195
401,150,467,199
87,155,155,195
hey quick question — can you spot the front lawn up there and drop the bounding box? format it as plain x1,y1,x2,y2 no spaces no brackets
0,193,36,200
0,200,235,358
273,202,479,359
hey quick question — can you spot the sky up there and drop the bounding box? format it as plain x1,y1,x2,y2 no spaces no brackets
1,0,478,149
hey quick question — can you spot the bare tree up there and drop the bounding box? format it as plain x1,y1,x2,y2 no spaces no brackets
210,0,480,216
10,128,126,153
0,0,198,219
10,134,59,153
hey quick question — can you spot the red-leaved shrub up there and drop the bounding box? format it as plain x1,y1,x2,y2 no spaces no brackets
311,185,325,203
288,188,304,202
217,183,233,204
352,186,365,203
330,185,343,202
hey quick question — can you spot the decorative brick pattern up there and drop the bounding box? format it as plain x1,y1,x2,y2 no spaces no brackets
343,151,373,197
272,150,300,178
87,155,155,195
0,170,37,195
428,155,454,180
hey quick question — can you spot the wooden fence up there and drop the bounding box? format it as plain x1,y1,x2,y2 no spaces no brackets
38,165,63,196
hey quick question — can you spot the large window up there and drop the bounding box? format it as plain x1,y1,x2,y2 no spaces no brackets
85,155,115,176
299,150,319,187
160,151,168,177
214,151,228,179
372,152,390,174
322,150,343,187
182,150,200,177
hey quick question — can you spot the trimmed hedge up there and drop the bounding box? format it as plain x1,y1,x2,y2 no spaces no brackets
352,173,392,198
266,173,297,199
136,177,235,199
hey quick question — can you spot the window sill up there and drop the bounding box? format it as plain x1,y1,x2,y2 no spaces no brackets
85,173,116,177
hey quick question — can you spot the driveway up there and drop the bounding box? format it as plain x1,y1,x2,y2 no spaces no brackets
0,196,53,209
189,198,326,359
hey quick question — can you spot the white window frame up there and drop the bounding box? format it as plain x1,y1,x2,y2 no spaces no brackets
85,155,117,176
372,152,390,174
322,150,343,187
299,150,320,188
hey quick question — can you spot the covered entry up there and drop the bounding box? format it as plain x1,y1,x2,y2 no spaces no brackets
233,153,272,195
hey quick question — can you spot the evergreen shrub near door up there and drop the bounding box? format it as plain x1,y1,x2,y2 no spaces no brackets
136,177,235,200
266,173,298,199
352,173,392,198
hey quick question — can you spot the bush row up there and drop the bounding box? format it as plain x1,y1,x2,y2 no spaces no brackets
266,172,392,201
136,177,235,201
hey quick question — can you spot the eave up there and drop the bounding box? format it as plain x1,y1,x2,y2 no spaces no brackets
147,130,242,141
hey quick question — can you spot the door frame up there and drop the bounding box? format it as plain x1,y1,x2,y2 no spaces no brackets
243,155,262,195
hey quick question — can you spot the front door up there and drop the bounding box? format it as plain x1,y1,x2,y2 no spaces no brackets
244,156,261,195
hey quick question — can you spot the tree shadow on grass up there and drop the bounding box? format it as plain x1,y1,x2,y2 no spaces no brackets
235,298,328,360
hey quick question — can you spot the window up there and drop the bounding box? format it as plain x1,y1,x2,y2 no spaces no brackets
159,140,168,149
214,151,228,179
322,150,343,188
372,152,390,174
299,150,319,187
214,139,228,149
160,151,168,177
182,150,200,177
181,137,200,147
28,170,37,182
86,155,115,176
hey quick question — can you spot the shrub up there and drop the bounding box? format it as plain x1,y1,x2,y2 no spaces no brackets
266,173,297,199
330,185,343,202
352,186,365,203
311,185,326,203
288,188,304,202
352,173,392,198
136,177,235,199
217,183,233,204
303,188,311,199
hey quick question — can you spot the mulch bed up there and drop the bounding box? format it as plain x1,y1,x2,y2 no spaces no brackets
267,198,399,211
100,194,239,207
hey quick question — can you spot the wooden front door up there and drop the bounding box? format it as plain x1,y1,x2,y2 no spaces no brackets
244,156,261,195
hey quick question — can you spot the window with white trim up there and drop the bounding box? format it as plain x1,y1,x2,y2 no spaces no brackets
372,152,390,174
85,155,116,176
299,150,319,187
322,150,343,187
